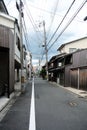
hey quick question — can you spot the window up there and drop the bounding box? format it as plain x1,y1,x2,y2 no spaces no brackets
65,54,72,65
69,48,77,53
16,35,20,51
51,63,53,67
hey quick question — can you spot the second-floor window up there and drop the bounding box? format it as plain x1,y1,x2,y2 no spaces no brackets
51,63,54,67
65,54,72,65
16,35,20,51
69,48,77,53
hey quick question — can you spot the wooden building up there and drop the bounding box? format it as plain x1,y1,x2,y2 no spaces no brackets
48,49,87,91
0,0,14,97
48,53,66,84
65,49,87,90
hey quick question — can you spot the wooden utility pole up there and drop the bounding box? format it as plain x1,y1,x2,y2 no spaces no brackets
19,0,25,92
43,20,49,80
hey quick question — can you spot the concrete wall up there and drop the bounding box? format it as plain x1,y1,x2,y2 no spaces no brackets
0,13,15,28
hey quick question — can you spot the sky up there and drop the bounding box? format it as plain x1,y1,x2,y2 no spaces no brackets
4,0,87,67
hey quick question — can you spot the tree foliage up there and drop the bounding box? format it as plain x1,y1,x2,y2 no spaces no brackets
40,68,46,79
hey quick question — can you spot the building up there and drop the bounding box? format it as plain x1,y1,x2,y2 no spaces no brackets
26,51,32,79
65,49,87,90
49,36,87,91
0,0,8,14
48,49,87,91
48,53,66,84
0,0,27,97
0,2,16,97
14,20,21,83
58,37,87,54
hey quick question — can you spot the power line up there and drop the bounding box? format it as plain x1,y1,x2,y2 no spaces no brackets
48,0,87,51
25,8,43,44
47,0,59,38
23,0,43,42
26,2,59,15
22,12,44,59
47,0,76,46
6,0,13,6
40,0,48,22
23,0,46,60
40,52,45,64
26,0,84,24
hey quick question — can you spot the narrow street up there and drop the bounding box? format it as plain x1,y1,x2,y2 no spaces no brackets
0,78,87,130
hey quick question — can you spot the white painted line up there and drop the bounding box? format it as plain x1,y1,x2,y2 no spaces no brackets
29,77,36,130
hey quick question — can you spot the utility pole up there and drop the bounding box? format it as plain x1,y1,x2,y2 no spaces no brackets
16,0,24,91
29,52,32,80
43,20,49,80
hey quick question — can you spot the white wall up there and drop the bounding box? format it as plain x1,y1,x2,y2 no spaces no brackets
0,13,15,28
60,38,87,53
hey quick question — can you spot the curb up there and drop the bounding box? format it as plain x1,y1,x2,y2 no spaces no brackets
49,81,87,99
0,80,29,112
0,91,21,112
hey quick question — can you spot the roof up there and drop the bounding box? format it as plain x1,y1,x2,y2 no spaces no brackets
49,48,87,64
49,55,57,62
0,12,15,21
0,0,9,14
49,53,66,63
57,36,87,51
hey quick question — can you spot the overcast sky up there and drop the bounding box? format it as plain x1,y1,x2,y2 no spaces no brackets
4,0,87,66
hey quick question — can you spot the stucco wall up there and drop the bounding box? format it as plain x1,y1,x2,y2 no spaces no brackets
60,38,87,53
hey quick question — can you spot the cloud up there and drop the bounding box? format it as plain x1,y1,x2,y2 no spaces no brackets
4,0,87,66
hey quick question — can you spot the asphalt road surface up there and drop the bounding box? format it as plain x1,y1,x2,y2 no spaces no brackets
0,77,87,130
35,78,87,130
0,80,32,130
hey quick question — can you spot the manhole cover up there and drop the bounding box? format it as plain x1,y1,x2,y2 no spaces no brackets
69,102,77,107
78,96,84,98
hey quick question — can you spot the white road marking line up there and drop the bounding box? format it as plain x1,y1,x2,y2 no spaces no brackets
29,77,36,130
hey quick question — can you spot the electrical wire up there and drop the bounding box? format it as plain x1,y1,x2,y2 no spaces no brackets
23,0,46,60
47,0,59,38
23,15,44,60
23,0,43,41
25,1,61,16
48,0,87,51
40,52,45,64
25,0,85,24
40,0,48,22
6,0,13,6
47,0,76,46
24,8,43,45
